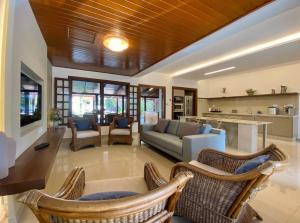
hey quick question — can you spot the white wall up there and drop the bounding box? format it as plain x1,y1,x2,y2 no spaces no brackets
5,0,48,157
197,61,300,98
52,67,135,83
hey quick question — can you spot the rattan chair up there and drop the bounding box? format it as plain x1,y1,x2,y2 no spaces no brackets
170,144,287,223
69,117,101,151
108,116,134,145
18,162,193,223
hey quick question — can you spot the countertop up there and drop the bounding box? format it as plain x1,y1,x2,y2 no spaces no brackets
202,112,298,118
199,116,271,125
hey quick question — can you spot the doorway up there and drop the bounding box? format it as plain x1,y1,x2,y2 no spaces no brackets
172,86,197,120
138,85,166,125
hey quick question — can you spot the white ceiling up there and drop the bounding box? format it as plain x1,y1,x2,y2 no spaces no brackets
136,0,300,80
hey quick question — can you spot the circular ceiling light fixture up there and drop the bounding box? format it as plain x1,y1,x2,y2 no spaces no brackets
103,35,129,52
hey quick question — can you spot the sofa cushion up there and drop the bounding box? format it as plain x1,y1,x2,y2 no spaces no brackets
189,161,232,176
235,155,270,174
199,124,213,134
154,119,170,133
79,191,138,201
116,118,128,128
75,118,93,131
142,131,183,154
77,130,99,138
110,129,130,135
166,120,179,135
177,122,200,139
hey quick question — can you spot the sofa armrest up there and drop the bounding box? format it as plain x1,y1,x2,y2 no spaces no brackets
182,133,226,162
140,124,155,132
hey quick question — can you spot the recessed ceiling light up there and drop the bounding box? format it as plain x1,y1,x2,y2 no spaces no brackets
204,66,236,76
173,31,300,77
103,35,129,52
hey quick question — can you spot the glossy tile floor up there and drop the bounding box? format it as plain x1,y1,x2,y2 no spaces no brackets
8,135,300,222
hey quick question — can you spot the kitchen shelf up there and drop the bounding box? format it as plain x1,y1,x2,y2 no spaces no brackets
198,92,299,100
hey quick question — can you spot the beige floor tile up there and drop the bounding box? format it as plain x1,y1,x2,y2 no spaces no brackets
8,135,300,222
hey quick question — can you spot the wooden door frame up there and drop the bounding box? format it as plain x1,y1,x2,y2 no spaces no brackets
137,84,166,129
172,86,198,119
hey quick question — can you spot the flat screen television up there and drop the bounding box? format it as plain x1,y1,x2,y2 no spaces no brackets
20,73,42,127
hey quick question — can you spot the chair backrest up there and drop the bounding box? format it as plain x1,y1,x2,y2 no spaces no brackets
18,170,193,223
68,116,97,131
173,144,287,222
112,116,134,127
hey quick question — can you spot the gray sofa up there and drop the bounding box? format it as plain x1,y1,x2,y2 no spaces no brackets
140,120,226,162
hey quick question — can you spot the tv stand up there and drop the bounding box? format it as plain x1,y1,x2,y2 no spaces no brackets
0,127,66,195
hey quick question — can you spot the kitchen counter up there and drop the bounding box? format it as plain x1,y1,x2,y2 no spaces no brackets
203,112,298,118
199,116,271,125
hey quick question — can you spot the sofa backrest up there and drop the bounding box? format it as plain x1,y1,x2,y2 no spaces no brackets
166,120,180,135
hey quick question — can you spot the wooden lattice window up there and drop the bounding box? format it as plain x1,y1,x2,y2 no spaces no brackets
129,85,138,121
54,78,70,125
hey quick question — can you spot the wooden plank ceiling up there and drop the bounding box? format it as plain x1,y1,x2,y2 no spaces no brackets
29,0,272,76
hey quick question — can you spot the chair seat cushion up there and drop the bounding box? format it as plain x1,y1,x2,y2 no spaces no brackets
77,130,99,138
83,176,148,195
110,129,130,135
189,160,232,176
116,118,128,128
79,191,138,201
235,155,270,174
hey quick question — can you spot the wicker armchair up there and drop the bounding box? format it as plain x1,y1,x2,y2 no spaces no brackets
68,117,101,151
18,162,193,223
108,116,134,145
170,144,287,223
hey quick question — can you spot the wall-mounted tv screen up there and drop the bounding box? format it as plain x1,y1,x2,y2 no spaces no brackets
20,73,42,127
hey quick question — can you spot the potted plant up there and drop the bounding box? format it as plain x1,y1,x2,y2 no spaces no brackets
246,89,256,96
48,108,62,128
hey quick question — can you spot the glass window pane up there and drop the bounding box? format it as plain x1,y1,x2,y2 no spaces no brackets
64,95,69,102
72,80,100,94
64,88,69,94
57,87,63,94
64,103,69,109
72,81,85,93
64,110,69,116
72,94,96,117
64,80,69,87
57,95,63,101
57,103,63,109
104,83,126,95
57,80,63,86
104,96,117,114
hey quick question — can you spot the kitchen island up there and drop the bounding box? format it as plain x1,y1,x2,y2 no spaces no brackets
199,116,271,152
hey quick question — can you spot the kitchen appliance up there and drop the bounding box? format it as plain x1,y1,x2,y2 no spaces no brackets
174,96,184,103
268,105,279,115
174,103,184,112
185,96,193,116
284,104,294,115
281,85,287,93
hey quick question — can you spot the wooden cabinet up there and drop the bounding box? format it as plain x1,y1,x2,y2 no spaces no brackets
271,117,296,138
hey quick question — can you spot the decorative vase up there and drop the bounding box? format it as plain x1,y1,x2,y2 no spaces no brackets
0,132,9,179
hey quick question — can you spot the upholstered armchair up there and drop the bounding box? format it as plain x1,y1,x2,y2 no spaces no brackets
108,116,134,145
18,162,193,223
68,117,101,151
171,144,287,223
